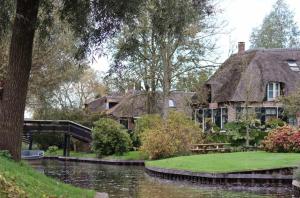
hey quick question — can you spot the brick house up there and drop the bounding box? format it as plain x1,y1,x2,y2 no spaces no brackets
195,42,300,131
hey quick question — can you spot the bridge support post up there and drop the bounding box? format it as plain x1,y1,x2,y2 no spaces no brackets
63,134,70,157
28,133,33,150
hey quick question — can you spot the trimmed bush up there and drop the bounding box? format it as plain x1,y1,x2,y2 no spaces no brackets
261,125,300,152
92,118,132,157
140,111,204,160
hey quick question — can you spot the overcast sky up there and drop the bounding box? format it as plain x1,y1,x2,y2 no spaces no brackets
90,0,300,72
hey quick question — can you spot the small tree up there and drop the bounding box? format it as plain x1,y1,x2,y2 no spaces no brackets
224,120,264,147
92,118,132,157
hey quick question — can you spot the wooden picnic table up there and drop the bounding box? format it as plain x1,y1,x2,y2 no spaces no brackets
190,143,231,153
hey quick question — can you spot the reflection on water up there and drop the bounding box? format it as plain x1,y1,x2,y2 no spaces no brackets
29,160,293,198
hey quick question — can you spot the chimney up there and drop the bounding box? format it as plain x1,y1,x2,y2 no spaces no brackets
238,42,245,55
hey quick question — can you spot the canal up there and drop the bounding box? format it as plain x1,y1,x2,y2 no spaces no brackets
29,160,294,198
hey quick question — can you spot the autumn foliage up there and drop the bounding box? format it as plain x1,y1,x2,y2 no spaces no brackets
140,111,204,159
262,125,300,152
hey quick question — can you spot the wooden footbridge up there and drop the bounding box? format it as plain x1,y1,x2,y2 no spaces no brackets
23,120,92,157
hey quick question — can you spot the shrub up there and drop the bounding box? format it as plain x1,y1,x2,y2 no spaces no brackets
140,111,204,159
0,150,11,159
204,132,229,143
262,125,297,152
47,146,59,155
133,114,162,147
265,118,285,129
92,118,132,157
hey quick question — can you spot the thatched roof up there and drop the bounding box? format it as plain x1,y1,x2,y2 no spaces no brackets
85,93,123,112
106,91,195,118
207,48,300,103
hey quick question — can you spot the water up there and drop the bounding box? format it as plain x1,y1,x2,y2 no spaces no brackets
29,160,294,198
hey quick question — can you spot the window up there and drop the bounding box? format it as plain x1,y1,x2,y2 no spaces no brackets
120,118,129,129
288,117,297,126
265,107,278,122
287,60,300,72
168,99,176,107
267,82,280,101
108,102,118,109
198,108,228,132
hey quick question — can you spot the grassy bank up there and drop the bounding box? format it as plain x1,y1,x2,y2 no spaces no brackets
146,151,300,173
0,156,95,198
45,150,147,160
45,149,97,158
102,151,148,160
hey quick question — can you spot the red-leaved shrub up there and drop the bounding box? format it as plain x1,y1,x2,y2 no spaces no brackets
262,126,300,152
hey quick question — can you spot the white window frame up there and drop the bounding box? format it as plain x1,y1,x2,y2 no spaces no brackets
168,99,176,107
287,60,300,71
267,82,280,101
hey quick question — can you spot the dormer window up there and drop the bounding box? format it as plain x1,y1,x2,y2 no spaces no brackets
169,99,176,107
287,60,300,72
267,82,281,101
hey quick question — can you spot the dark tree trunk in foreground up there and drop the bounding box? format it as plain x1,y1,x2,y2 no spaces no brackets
0,0,39,161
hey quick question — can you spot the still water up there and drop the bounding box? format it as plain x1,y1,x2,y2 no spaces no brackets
29,160,294,198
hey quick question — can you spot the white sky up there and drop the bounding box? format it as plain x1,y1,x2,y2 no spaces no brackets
90,0,300,72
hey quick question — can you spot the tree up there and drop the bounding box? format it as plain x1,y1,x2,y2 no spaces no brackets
49,68,106,109
250,0,300,48
108,0,220,117
0,0,141,161
175,70,210,92
28,10,89,112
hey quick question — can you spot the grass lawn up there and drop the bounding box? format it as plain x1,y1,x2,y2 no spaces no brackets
45,149,97,158
102,151,148,160
45,150,147,160
0,156,95,198
146,151,300,173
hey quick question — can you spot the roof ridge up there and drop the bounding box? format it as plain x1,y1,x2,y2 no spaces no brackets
247,48,300,53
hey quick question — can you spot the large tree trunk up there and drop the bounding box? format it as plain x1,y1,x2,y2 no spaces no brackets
0,0,40,161
161,42,171,119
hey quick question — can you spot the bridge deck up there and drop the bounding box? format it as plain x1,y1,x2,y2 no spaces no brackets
23,120,92,142
23,120,92,157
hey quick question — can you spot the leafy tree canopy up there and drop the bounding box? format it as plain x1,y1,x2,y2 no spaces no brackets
250,0,300,48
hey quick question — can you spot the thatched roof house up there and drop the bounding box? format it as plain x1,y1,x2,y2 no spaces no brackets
207,48,300,103
196,42,300,130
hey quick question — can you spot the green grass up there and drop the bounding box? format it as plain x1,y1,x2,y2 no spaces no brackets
45,149,97,158
0,156,95,198
45,150,147,160
146,151,300,173
102,151,148,160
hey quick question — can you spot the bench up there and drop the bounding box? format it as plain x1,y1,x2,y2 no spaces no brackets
190,143,231,153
